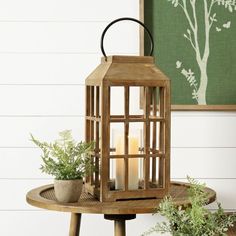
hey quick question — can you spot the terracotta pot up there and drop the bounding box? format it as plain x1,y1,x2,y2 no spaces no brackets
54,179,83,203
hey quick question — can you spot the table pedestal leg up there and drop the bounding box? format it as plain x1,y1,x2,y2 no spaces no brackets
69,213,81,236
114,219,126,236
104,214,136,236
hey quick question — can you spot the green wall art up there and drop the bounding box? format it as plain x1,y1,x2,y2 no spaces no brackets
144,0,236,108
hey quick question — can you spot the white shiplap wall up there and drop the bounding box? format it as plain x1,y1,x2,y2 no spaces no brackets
0,1,235,235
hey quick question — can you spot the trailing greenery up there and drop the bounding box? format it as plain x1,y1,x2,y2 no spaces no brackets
30,130,94,180
143,177,236,236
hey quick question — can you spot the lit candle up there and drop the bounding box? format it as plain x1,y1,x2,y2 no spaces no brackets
115,135,139,190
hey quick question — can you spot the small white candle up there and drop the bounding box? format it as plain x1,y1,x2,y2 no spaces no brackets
128,137,139,190
115,136,139,190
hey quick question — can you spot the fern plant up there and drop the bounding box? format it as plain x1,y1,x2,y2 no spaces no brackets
30,130,94,180
143,177,236,236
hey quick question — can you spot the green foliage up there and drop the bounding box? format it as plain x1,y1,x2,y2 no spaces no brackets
30,130,95,180
143,177,236,236
168,0,236,12
216,0,236,12
168,0,179,8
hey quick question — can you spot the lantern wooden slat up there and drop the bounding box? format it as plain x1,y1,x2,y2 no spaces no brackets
164,82,171,191
85,86,91,142
95,86,100,188
109,116,164,123
85,86,91,184
124,86,130,191
152,87,157,183
85,56,170,202
158,87,165,187
144,87,151,190
90,86,95,185
109,153,164,159
100,85,110,201
86,116,101,122
107,188,168,200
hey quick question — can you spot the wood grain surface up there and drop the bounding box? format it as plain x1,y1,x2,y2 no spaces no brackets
26,181,216,215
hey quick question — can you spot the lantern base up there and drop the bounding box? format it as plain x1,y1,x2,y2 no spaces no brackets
84,180,169,202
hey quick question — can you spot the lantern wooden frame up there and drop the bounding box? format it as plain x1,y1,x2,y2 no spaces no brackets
85,55,170,202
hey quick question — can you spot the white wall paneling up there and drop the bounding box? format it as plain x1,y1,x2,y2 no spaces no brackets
1,147,236,179
0,211,171,236
0,0,139,21
0,210,166,236
0,212,121,236
0,148,50,179
0,211,70,236
0,211,169,236
0,54,100,84
0,114,235,146
0,85,85,116
0,117,84,147
171,148,236,179
0,179,53,210
0,22,139,54
0,212,169,236
171,113,236,147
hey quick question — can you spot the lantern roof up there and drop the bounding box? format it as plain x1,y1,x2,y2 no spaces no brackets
85,56,169,86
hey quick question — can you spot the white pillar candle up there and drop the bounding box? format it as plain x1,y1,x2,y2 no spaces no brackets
115,136,139,190
128,137,139,190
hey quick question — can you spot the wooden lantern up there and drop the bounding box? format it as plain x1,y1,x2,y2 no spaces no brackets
85,18,170,202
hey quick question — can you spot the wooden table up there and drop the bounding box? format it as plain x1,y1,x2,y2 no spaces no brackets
26,182,216,236
227,222,236,236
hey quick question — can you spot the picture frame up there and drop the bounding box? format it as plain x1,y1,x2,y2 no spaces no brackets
139,0,236,111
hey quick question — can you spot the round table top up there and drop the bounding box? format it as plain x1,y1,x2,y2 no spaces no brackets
26,181,216,215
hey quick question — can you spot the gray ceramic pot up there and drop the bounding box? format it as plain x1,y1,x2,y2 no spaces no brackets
54,179,83,203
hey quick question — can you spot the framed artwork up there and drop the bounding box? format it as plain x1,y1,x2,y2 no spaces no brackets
140,0,236,110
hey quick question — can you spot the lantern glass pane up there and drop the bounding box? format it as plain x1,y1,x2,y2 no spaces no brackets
150,87,160,117
149,157,161,188
158,156,164,188
94,155,100,187
129,86,143,115
150,121,160,152
111,123,125,155
109,158,115,191
139,157,144,185
110,86,124,115
94,86,101,117
128,123,143,155
158,87,165,118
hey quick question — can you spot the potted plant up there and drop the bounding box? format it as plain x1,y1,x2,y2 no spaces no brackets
30,130,94,203
143,177,236,236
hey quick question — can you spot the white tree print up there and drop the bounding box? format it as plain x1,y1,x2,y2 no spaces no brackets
168,0,236,104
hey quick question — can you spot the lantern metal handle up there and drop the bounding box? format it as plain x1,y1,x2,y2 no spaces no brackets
100,17,154,59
